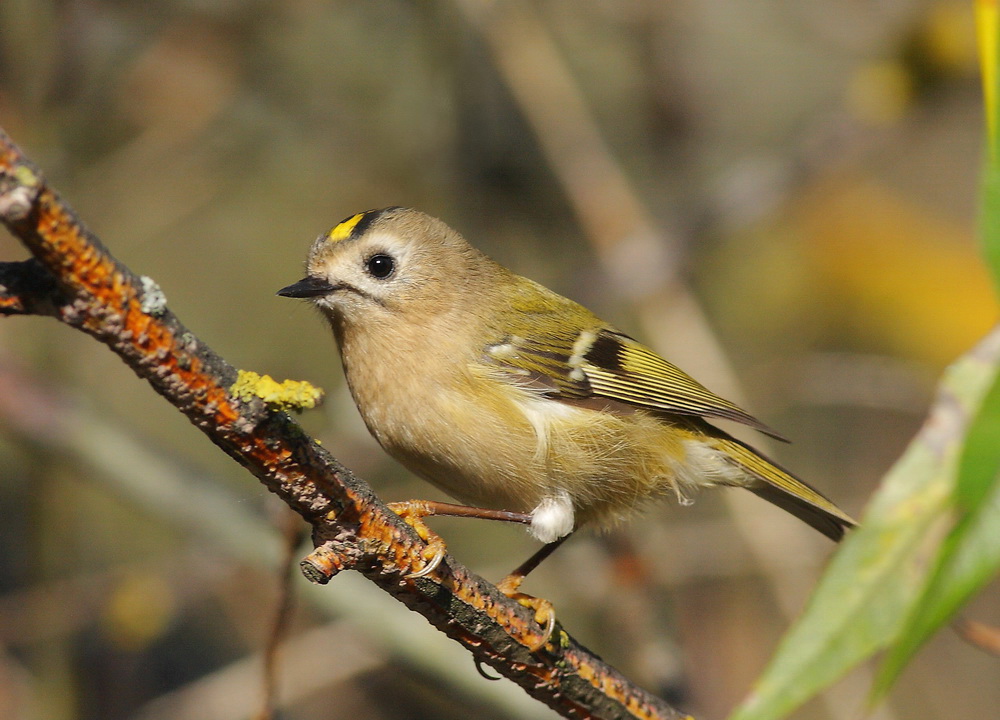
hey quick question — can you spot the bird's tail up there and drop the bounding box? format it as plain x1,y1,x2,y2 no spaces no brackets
711,435,856,541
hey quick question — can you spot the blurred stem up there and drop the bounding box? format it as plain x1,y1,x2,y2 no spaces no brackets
255,509,304,720
977,0,999,162
454,0,834,612
978,0,1000,292
455,3,876,717
981,164,1000,292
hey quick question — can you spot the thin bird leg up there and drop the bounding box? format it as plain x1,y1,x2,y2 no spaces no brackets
495,534,573,652
389,499,533,525
498,534,572,591
386,500,533,579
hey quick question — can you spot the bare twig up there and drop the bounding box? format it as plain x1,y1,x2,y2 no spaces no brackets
132,621,383,720
0,127,688,719
256,511,305,720
955,618,1000,658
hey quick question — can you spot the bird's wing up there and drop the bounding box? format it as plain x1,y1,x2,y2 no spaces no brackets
485,326,786,440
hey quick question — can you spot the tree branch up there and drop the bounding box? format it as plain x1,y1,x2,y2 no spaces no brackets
0,126,690,720
0,258,68,316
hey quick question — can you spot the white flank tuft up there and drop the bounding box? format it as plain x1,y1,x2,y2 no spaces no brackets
530,491,575,543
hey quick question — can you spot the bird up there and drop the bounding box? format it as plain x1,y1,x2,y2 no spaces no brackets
278,207,855,644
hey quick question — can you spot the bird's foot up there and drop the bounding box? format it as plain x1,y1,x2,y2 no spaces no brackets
387,500,448,579
496,572,556,652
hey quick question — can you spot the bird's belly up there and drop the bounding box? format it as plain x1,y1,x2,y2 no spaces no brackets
357,372,694,529
371,386,553,514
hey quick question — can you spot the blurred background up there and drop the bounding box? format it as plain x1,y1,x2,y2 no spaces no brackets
0,1,997,719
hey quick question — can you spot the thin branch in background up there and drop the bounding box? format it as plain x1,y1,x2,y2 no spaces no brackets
256,510,307,720
453,0,811,625
132,621,384,720
452,4,878,718
955,618,1000,658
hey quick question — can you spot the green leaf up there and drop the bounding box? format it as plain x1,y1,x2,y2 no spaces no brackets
728,328,1000,720
872,426,1000,697
981,164,1000,294
955,369,1000,509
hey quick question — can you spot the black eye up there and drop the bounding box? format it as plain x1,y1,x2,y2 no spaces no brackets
365,254,395,279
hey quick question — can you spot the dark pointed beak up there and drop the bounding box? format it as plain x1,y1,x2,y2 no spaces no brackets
276,276,339,299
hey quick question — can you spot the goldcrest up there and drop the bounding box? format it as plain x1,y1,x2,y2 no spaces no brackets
278,207,854,546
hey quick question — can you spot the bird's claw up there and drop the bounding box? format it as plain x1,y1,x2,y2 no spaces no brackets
496,573,557,652
407,542,445,578
387,500,448,579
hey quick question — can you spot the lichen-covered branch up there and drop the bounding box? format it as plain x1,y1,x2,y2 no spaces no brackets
0,126,689,720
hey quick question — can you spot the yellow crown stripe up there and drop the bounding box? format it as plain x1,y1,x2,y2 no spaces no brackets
327,213,366,243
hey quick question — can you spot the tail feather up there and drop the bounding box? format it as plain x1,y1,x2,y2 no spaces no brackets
712,435,856,542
